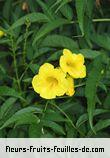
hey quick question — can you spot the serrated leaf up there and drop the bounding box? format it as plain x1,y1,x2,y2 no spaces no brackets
47,50,62,62
104,94,110,109
0,86,24,101
87,119,110,137
9,12,49,30
76,109,110,128
32,18,70,45
29,124,42,138
41,34,78,49
15,113,40,127
79,49,101,59
60,4,73,20
85,55,104,131
42,120,65,135
3,0,13,22
43,109,66,122
0,107,42,129
75,0,86,35
0,97,17,119
35,0,54,20
91,34,110,51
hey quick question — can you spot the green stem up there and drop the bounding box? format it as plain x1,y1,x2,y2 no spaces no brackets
10,35,21,92
50,101,85,137
23,21,30,65
71,18,110,24
20,60,33,81
93,18,110,22
75,82,86,88
44,101,49,113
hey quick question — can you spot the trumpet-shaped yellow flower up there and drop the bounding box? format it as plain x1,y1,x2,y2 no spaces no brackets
60,49,86,78
32,63,69,99
0,30,5,38
66,76,75,96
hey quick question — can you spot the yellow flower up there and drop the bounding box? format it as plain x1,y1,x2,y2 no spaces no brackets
66,76,75,96
32,63,68,99
0,30,5,38
60,49,86,78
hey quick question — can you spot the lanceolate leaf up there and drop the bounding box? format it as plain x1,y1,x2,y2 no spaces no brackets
32,18,70,45
41,34,78,49
9,12,50,30
87,119,110,137
79,49,101,59
0,107,42,129
75,0,86,35
60,3,73,20
0,86,24,101
91,33,110,51
41,120,65,135
76,109,110,128
3,0,13,22
0,97,17,119
43,109,66,122
35,0,54,20
85,55,104,131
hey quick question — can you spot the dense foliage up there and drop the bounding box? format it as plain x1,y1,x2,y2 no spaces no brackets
0,0,110,138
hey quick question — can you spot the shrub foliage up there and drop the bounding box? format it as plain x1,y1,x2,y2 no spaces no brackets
0,0,110,138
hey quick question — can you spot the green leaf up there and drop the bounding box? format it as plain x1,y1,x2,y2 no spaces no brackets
29,63,40,74
35,0,54,20
76,109,110,128
87,119,110,137
85,55,104,131
0,51,10,58
7,128,25,138
15,113,40,127
43,109,66,122
42,120,65,135
29,124,42,138
0,97,17,119
3,0,13,22
47,50,62,62
41,34,78,49
75,0,86,35
0,107,42,129
0,39,10,44
32,18,70,45
9,12,49,30
79,49,101,59
0,86,24,101
66,122,77,138
86,0,94,18
91,34,110,50
104,94,110,109
60,4,73,20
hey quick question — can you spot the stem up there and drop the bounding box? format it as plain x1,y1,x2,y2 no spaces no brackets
44,101,49,113
75,82,86,88
71,18,110,24
93,18,110,22
23,21,30,65
50,101,85,137
10,35,21,91
20,60,33,81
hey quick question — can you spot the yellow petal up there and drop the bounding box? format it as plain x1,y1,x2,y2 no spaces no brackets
66,76,75,96
63,49,72,56
32,63,69,99
39,63,54,74
32,75,41,93
60,49,86,79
